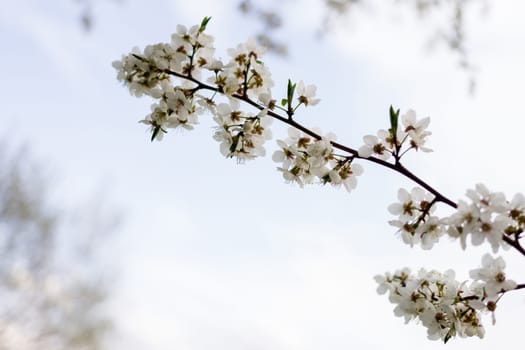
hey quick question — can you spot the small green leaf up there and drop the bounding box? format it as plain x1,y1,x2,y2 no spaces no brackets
389,105,399,135
151,126,167,141
229,134,240,154
444,331,452,344
287,79,296,103
131,53,146,62
199,16,212,32
151,126,161,141
281,98,288,107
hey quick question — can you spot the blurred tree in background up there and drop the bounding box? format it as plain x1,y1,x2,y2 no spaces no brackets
238,0,488,91
0,142,116,349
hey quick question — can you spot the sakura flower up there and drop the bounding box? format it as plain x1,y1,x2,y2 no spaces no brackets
446,185,514,252
376,268,487,342
139,84,200,140
357,130,391,160
418,216,445,250
399,109,432,152
144,43,185,71
217,38,273,98
388,187,434,220
213,101,272,161
171,24,215,76
466,183,508,214
387,187,443,248
446,200,481,249
469,254,517,297
420,305,455,341
306,136,334,169
113,48,170,97
296,81,320,107
273,128,363,191
273,129,330,186
504,192,525,236
470,212,508,253
326,162,364,193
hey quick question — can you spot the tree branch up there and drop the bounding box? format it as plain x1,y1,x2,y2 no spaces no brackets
165,68,458,209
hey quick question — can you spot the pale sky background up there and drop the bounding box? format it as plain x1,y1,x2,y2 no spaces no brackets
2,0,525,349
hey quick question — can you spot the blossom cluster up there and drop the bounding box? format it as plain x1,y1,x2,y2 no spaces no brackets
272,128,363,191
375,268,485,342
213,100,272,161
113,18,274,145
376,253,516,342
447,184,524,253
388,187,440,249
139,81,202,140
388,184,525,252
113,17,323,168
358,109,432,161
113,21,215,97
211,38,273,98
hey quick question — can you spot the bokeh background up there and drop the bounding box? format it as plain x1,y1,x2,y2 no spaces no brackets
2,0,525,349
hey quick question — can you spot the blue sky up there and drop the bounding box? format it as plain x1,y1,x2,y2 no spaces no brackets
2,0,525,349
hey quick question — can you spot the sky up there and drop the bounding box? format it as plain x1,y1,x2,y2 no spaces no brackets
2,0,525,349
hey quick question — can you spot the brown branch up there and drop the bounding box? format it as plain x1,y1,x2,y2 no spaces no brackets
502,236,525,256
165,68,458,208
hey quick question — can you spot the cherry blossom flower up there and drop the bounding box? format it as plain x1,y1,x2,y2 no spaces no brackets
357,130,391,160
466,183,508,214
113,47,170,97
399,109,432,152
296,81,320,107
376,268,486,342
171,24,215,76
213,101,272,161
469,254,517,297
215,38,274,98
388,187,445,248
273,128,363,192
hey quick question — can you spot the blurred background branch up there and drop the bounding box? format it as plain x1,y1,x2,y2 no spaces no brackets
238,0,488,91
0,140,118,350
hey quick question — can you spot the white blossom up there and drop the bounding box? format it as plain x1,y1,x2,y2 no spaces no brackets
213,101,272,161
273,128,363,192
446,184,514,252
357,130,392,160
388,187,444,248
399,109,432,152
466,183,508,214
296,80,320,107
469,254,517,297
214,38,273,98
171,24,215,76
376,268,486,342
113,47,170,97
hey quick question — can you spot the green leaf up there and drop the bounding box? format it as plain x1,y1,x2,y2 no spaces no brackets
444,331,452,344
229,134,240,154
199,16,212,32
281,98,288,107
151,126,161,141
287,79,296,105
389,105,399,136
151,126,167,141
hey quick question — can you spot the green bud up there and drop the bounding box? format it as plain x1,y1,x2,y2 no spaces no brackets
389,105,400,136
287,79,296,105
199,16,212,32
